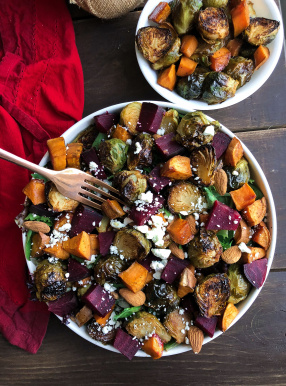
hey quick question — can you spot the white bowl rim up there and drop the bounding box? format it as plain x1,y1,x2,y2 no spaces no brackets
135,0,284,111
24,100,277,357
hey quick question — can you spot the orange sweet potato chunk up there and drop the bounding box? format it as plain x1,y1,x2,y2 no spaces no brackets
142,334,164,359
66,143,83,169
224,137,244,167
221,303,239,332
94,305,115,326
44,242,70,260
118,261,148,293
157,64,176,91
167,218,194,245
180,35,198,58
112,124,132,142
230,183,256,211
161,155,192,180
31,232,50,258
241,246,266,264
210,47,231,72
242,197,267,227
148,2,171,24
89,234,99,256
252,221,271,250
63,231,91,260
254,45,270,70
22,179,46,205
231,0,250,37
47,137,66,171
101,199,125,219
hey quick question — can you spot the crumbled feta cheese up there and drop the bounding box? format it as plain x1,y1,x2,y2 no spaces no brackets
134,142,142,154
151,248,171,259
179,309,184,315
65,273,70,278
180,211,189,216
193,213,199,220
104,282,116,293
134,225,149,233
89,161,98,172
126,139,132,145
58,223,71,232
110,219,126,229
238,242,251,253
110,245,118,255
185,337,189,345
138,190,153,204
232,170,239,176
157,128,165,136
203,125,215,136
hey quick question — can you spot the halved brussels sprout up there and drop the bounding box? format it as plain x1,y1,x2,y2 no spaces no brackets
120,102,142,134
34,260,66,301
164,309,192,343
145,280,180,312
113,229,151,261
195,273,230,317
203,0,228,7
159,109,180,134
152,37,181,71
126,311,171,343
228,263,251,304
225,57,254,88
87,319,115,343
198,7,229,44
176,72,208,100
46,182,79,212
98,139,128,173
168,181,208,214
136,27,174,63
224,158,250,191
113,170,147,204
190,144,217,186
239,43,257,59
127,133,154,171
73,124,97,150
94,255,128,285
243,17,280,46
202,72,239,105
188,228,223,268
172,0,203,35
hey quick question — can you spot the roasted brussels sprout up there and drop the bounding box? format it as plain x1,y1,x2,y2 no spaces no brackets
87,319,115,343
136,27,174,63
127,133,154,171
94,255,128,285
46,182,79,212
98,139,128,174
164,309,192,343
203,0,228,7
126,311,171,343
113,229,151,261
113,170,147,204
176,72,208,100
225,57,254,88
188,228,223,268
172,0,203,35
152,37,181,70
202,72,239,105
243,17,280,46
176,111,217,149
195,273,230,317
239,43,257,59
159,109,180,134
73,124,97,150
228,263,251,304
198,7,229,44
34,260,66,301
190,144,217,186
145,280,180,312
168,181,208,214
120,102,142,134
224,158,250,191
77,284,92,298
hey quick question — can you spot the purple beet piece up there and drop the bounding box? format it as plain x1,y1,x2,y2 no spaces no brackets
161,256,190,284
212,132,231,159
68,258,91,282
113,329,141,360
195,315,218,338
81,147,106,179
98,231,116,256
180,294,199,316
243,258,268,289
82,284,115,317
205,200,241,231
48,292,79,317
29,204,58,218
129,195,165,226
70,204,102,238
148,165,171,193
140,254,155,272
94,112,118,133
136,102,164,134
155,133,185,159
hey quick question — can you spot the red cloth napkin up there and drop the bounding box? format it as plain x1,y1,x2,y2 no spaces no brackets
0,0,84,353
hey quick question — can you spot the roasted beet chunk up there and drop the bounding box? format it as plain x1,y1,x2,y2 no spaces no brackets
205,200,241,231
212,132,231,159
155,133,185,159
113,329,141,360
94,112,118,133
48,292,79,317
70,204,102,238
243,258,268,289
81,147,106,179
82,284,115,317
98,231,116,256
68,258,91,282
136,102,164,134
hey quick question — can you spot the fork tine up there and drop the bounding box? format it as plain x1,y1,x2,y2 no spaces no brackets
76,195,102,210
79,188,106,203
85,175,119,194
81,182,125,205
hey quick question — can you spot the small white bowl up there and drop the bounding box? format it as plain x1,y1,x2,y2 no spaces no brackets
23,101,277,357
135,0,284,110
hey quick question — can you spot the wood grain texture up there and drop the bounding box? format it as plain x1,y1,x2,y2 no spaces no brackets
0,271,285,386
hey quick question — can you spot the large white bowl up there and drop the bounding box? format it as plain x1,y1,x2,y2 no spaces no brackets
24,101,277,357
135,0,284,110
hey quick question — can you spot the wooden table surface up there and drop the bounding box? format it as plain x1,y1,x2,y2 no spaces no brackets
0,2,286,385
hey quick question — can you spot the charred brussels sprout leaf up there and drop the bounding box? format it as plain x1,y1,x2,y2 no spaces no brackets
136,27,174,63
127,133,154,171
113,170,147,204
176,72,208,100
190,144,217,186
225,57,254,88
145,280,180,312
113,229,151,261
188,228,223,268
159,109,180,134
239,43,257,59
203,0,228,7
152,37,181,70
198,7,229,44
195,273,230,317
120,102,142,134
164,309,192,343
98,139,128,174
94,255,129,285
243,17,280,47
228,264,251,304
168,181,208,214
202,72,239,105
34,260,66,301
172,0,203,35
224,158,250,191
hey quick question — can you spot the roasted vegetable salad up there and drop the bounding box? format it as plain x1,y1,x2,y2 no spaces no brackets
18,102,271,359
136,0,280,104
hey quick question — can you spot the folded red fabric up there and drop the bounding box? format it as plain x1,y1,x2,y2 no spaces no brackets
0,0,84,353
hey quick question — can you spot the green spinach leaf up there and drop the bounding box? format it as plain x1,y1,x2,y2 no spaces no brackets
248,181,264,200
217,230,234,251
204,186,232,209
164,339,179,351
25,230,33,261
92,133,107,149
31,172,48,182
113,306,141,321
25,213,53,227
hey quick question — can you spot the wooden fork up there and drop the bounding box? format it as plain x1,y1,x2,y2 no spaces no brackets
0,148,124,210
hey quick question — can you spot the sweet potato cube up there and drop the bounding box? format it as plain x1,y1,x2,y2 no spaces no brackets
224,137,244,167
145,271,154,284
178,266,197,298
210,47,231,72
252,221,271,250
254,45,270,70
44,242,70,260
231,0,250,37
89,234,99,256
148,2,171,24
230,183,256,211
101,199,125,219
226,39,243,57
66,143,83,169
180,35,198,58
161,155,192,180
221,303,239,332
167,218,194,245
241,246,266,264
54,213,73,232
118,261,148,293
176,57,197,77
234,219,251,244
157,64,177,91
242,197,267,227
47,137,67,171
142,334,164,360
62,231,91,260
22,179,46,205
31,232,50,258
94,305,115,326
112,124,132,142
74,305,93,327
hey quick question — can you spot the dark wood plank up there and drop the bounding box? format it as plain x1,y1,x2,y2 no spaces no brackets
0,271,285,386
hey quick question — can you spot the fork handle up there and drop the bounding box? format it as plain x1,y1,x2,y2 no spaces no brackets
0,148,55,179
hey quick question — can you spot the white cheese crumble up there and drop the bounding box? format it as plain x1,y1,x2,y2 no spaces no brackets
126,139,132,145
110,245,118,254
151,248,171,259
104,282,116,293
110,219,126,229
150,259,168,280
133,225,149,233
134,142,142,154
58,223,71,232
157,128,165,136
238,242,251,253
203,125,215,136
138,190,153,204
232,170,239,176
89,161,98,172
180,211,189,216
